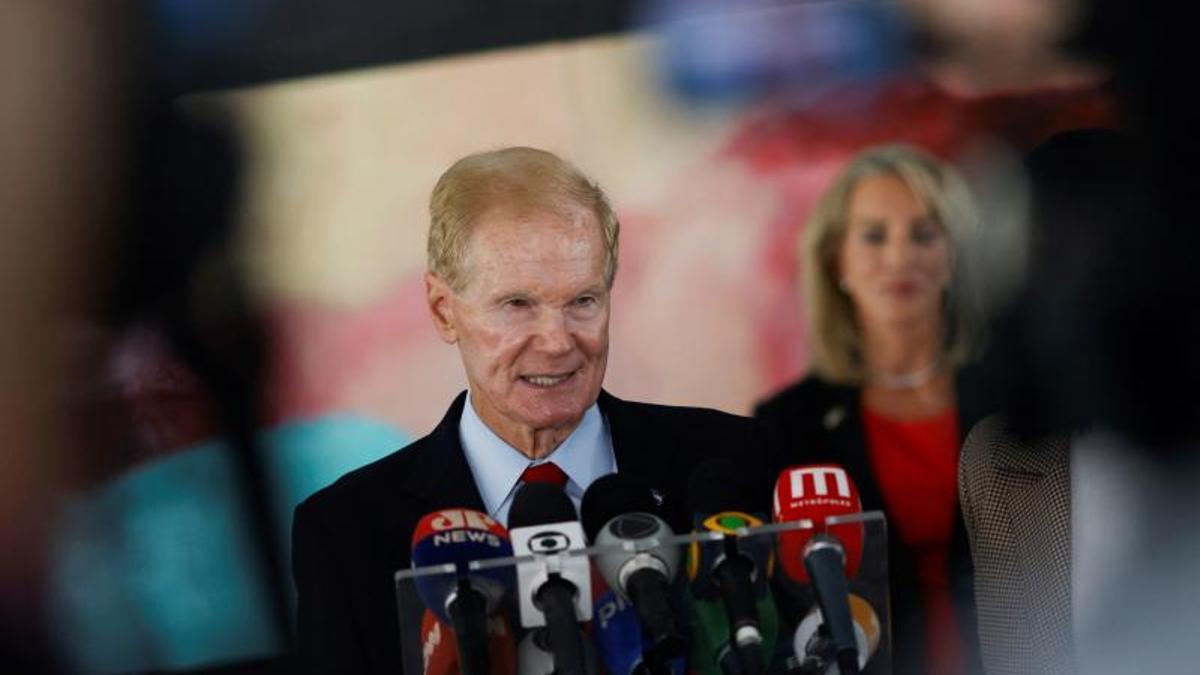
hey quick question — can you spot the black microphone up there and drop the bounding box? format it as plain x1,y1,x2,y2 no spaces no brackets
686,460,773,675
409,508,515,675
509,482,592,675
582,473,684,672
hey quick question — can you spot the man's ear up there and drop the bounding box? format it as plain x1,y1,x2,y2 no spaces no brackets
425,272,458,344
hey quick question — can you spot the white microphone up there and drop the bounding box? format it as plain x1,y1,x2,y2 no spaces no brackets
508,482,593,675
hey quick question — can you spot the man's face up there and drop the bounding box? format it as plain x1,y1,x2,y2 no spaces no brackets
426,205,610,447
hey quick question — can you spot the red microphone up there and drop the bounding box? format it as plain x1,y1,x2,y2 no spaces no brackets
418,608,519,675
772,464,864,582
419,610,459,675
772,464,865,675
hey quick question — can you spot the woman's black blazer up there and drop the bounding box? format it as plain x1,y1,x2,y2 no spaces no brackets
756,369,991,675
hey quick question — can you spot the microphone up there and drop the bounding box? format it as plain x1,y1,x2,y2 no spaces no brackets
418,608,519,675
519,628,604,675
689,595,744,675
773,465,865,675
686,460,775,675
410,508,516,675
418,610,458,675
592,585,643,675
517,630,558,675
592,583,687,675
582,473,685,670
509,482,593,675
791,594,881,674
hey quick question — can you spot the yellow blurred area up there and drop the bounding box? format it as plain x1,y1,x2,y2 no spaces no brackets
208,34,738,308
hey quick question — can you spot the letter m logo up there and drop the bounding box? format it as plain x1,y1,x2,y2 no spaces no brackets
789,466,851,499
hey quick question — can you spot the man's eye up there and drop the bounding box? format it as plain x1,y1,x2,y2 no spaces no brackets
574,296,596,307
505,298,531,309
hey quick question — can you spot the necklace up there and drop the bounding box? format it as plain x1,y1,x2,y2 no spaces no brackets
868,359,942,390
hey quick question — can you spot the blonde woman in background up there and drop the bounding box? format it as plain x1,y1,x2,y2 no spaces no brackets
756,145,988,675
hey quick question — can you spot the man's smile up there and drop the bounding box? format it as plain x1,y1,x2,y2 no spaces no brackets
519,369,579,388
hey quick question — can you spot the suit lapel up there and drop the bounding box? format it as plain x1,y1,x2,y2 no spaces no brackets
823,389,888,512
599,389,683,522
998,432,1074,670
412,391,487,513
599,389,661,479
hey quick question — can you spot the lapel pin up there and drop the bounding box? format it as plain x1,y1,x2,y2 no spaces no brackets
823,406,846,431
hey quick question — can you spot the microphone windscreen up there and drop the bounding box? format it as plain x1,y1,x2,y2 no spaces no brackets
592,587,646,675
772,464,864,582
418,607,520,675
409,508,514,623
419,610,459,675
688,591,782,675
508,481,577,529
686,459,757,515
580,472,660,541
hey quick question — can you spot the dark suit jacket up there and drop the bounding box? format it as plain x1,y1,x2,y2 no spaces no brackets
292,389,775,674
958,415,1073,675
755,372,989,675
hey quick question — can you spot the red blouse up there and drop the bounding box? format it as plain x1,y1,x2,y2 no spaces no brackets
862,405,964,675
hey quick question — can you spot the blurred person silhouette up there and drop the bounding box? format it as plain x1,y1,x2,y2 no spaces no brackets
960,127,1200,675
1,3,125,671
47,97,297,675
1,7,293,666
756,144,988,675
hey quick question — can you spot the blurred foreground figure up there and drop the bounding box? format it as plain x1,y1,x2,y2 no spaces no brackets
961,129,1200,675
0,3,123,671
2,3,293,671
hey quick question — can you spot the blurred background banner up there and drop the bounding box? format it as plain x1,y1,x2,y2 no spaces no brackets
212,35,1110,449
37,1,1115,671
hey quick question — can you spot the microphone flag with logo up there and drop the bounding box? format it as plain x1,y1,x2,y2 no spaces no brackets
772,464,864,582
509,482,593,675
685,460,777,675
773,464,866,675
410,508,516,675
582,472,685,671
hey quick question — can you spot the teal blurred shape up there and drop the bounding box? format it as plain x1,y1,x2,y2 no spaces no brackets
48,414,409,673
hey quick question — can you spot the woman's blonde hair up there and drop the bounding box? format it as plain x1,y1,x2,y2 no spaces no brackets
802,144,983,383
427,146,619,292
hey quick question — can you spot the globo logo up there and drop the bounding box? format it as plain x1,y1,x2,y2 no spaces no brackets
528,531,571,554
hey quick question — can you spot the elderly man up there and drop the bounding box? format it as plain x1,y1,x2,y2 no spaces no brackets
291,147,774,673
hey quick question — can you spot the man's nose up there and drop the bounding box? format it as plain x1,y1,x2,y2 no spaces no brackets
533,309,573,354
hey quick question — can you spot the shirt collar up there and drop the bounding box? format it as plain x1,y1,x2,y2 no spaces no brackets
458,392,614,519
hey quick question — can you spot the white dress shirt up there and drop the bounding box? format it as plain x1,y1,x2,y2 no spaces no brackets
458,391,616,526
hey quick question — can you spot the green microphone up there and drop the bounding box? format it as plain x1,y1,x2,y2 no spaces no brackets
686,579,780,675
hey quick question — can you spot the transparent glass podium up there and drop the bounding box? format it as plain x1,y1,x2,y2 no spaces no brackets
394,513,890,674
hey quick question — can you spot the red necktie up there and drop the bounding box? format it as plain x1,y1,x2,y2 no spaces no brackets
520,462,568,489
